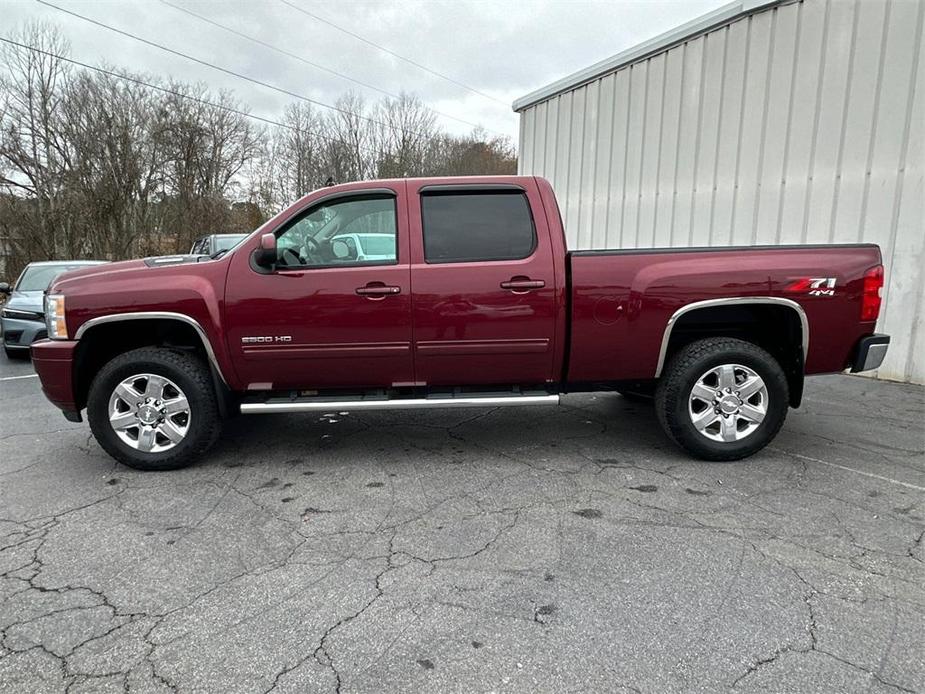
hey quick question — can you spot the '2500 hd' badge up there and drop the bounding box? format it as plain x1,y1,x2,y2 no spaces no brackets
785,277,837,297
241,335,292,343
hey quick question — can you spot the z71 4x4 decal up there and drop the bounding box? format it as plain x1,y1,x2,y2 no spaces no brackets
786,277,837,297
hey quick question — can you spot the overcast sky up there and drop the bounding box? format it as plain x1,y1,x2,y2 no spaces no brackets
2,0,727,143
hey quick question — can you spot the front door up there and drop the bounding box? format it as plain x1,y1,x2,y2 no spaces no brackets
224,186,413,390
408,182,558,387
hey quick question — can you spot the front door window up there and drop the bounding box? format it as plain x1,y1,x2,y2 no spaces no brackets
276,195,397,269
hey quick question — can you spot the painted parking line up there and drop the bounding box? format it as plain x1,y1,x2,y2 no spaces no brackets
774,448,925,492
0,374,38,381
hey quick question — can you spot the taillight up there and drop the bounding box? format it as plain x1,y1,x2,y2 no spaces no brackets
860,265,883,321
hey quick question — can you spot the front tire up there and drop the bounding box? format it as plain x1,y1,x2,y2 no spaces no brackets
655,338,789,461
87,348,221,471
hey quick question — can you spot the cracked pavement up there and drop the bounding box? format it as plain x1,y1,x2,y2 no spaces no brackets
0,354,923,693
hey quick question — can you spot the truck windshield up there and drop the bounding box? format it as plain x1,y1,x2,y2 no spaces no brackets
214,235,247,252
16,264,91,292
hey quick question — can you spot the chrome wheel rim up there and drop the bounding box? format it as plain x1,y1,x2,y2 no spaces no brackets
688,364,768,443
108,374,191,453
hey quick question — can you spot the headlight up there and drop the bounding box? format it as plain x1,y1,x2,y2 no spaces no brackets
2,307,42,320
45,294,68,339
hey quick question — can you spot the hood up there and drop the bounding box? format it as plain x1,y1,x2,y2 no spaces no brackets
49,255,209,293
49,259,148,292
5,289,44,313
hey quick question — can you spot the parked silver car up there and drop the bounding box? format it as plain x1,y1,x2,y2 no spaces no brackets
1,260,107,359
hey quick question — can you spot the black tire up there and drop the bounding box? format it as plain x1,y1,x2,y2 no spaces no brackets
87,348,221,471
655,338,789,461
4,346,29,360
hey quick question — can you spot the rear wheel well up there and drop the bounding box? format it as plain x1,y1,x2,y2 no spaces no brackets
73,319,226,412
661,304,805,407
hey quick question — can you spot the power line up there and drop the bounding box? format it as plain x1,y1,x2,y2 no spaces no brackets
156,0,493,134
159,0,391,98
0,35,380,158
35,0,449,144
277,0,509,108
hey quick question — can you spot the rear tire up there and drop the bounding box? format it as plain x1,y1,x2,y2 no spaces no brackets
655,338,789,461
87,348,221,471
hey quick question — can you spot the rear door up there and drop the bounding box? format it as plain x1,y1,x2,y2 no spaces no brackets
408,181,558,387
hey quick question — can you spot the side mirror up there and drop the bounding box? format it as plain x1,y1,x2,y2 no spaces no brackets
254,233,277,268
0,282,10,295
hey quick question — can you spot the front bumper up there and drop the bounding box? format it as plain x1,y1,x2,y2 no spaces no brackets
1,315,47,350
850,333,890,373
30,338,81,420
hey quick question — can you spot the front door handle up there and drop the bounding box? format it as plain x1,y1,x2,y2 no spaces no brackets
356,283,401,297
500,277,545,292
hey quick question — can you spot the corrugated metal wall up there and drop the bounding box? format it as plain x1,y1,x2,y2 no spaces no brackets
518,0,924,384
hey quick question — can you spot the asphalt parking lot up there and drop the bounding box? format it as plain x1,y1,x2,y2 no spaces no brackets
0,353,923,694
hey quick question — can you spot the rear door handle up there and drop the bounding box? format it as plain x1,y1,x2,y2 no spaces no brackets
500,278,545,291
356,283,401,297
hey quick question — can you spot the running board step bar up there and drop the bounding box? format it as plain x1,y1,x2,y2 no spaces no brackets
240,393,559,414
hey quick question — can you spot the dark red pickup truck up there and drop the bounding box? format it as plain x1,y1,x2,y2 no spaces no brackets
31,176,889,470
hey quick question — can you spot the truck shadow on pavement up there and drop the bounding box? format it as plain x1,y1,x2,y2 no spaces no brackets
205,393,676,473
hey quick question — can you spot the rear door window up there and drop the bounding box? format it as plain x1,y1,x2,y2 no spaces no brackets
421,192,536,263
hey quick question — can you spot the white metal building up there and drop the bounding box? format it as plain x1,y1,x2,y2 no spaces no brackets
514,0,924,384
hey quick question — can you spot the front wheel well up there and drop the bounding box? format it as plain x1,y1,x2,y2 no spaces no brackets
73,319,226,412
660,303,805,407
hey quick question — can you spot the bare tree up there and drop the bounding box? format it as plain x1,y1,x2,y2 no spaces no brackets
0,22,73,261
371,93,438,178
322,92,371,183
157,84,260,252
60,69,168,258
0,19,518,282
424,127,517,176
273,102,325,205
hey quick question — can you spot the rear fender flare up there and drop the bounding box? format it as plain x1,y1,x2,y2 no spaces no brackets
653,297,809,379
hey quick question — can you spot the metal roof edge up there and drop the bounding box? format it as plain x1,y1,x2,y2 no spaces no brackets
512,0,782,112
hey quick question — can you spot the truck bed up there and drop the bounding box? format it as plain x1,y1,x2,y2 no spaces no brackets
566,243,882,383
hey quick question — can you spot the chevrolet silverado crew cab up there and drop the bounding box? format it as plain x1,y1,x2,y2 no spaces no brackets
31,176,889,471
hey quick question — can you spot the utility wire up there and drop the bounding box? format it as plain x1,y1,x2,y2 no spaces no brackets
35,0,448,144
157,0,493,134
0,35,381,157
277,0,508,107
